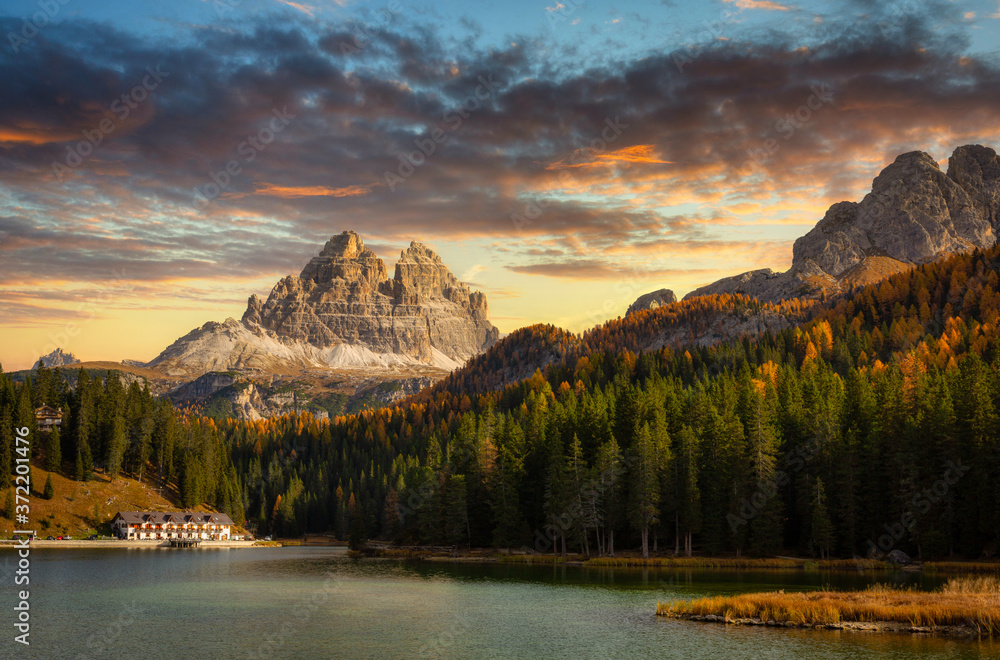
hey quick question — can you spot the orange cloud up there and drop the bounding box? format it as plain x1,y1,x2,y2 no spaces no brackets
275,0,316,16
0,126,77,145
595,145,674,165
254,183,375,198
547,144,675,170
724,0,794,10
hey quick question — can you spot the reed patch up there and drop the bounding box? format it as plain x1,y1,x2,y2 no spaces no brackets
657,576,1000,638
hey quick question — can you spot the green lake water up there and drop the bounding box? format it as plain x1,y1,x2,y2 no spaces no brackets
1,547,998,659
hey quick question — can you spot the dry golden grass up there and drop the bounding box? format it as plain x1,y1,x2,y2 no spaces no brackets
657,577,1000,636
925,561,1000,574
0,466,194,537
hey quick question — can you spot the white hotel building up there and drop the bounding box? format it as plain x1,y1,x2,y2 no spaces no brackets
111,511,235,541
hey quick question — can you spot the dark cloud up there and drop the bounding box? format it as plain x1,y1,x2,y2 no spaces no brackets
0,6,998,289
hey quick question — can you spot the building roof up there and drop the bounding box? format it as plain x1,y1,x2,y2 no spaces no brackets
35,405,62,418
112,511,235,525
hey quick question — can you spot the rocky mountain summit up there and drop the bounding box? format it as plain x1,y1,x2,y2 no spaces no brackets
684,145,1000,303
149,231,499,376
36,348,80,368
626,289,677,316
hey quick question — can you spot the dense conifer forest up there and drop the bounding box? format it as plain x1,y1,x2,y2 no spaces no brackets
0,366,246,526
5,244,1000,558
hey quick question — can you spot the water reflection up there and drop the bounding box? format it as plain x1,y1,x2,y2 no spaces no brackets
0,547,993,660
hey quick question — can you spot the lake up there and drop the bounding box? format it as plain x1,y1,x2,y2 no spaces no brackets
2,547,998,659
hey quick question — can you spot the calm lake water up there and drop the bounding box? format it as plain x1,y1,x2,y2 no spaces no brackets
2,547,998,659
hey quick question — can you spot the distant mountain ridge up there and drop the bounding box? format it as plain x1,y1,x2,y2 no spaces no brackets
684,144,1000,303
37,348,80,368
148,231,499,376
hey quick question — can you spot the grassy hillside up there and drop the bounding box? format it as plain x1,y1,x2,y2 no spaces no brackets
0,464,224,538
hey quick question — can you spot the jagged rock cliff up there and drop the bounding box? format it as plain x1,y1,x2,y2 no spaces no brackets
685,145,1000,303
626,289,677,316
149,231,499,376
37,348,80,368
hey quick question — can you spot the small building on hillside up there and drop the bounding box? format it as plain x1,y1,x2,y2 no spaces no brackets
35,405,63,432
111,511,235,541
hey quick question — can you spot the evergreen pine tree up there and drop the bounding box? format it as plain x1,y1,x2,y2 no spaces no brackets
106,413,127,480
3,489,14,519
443,474,469,549
46,424,62,471
674,425,701,557
810,478,835,558
0,406,13,489
628,424,661,559
348,498,366,550
594,437,623,557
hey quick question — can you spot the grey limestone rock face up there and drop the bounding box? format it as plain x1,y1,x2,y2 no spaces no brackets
685,268,808,302
684,145,1000,304
37,348,80,368
244,231,498,362
150,231,500,374
947,144,1000,233
625,289,677,316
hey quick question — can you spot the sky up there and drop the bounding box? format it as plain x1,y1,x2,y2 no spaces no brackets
2,0,1000,370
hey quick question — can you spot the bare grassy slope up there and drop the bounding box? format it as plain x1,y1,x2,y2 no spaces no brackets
0,466,222,538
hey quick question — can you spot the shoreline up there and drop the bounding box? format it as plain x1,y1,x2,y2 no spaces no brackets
356,548,1000,574
662,612,981,638
0,539,265,549
657,576,1000,640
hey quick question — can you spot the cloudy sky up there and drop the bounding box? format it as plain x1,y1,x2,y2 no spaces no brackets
2,0,1000,370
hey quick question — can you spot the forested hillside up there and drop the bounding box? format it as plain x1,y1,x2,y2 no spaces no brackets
0,365,246,526
222,245,1000,559
431,293,816,397
5,245,1000,559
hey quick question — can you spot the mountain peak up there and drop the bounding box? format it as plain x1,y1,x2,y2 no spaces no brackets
319,230,367,258
152,232,499,375
626,289,677,316
684,144,1000,303
37,348,80,369
400,240,442,262
298,231,387,286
